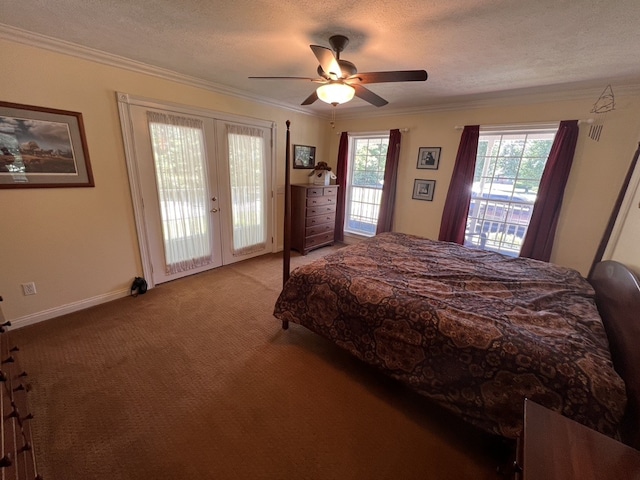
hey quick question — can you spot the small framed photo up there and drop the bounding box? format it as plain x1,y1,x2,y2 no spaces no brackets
412,179,436,201
417,147,441,170
293,144,316,169
0,101,94,188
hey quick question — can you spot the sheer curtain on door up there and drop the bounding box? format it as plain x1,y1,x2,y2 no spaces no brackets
147,111,213,274
226,124,267,256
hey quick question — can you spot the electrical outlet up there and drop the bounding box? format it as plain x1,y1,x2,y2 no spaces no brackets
21,282,37,296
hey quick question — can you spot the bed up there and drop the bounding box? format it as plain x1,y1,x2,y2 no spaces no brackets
274,232,636,442
274,123,640,448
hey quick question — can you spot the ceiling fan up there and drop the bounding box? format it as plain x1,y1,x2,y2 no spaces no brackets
249,35,428,107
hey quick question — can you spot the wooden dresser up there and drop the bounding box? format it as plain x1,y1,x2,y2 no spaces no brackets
291,184,339,255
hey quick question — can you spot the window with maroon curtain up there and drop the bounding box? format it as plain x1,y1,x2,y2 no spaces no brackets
438,125,480,244
376,129,401,234
519,120,579,262
334,132,349,242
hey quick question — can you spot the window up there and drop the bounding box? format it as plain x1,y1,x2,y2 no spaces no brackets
465,127,557,256
344,134,389,236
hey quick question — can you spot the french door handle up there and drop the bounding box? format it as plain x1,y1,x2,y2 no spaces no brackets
210,208,219,213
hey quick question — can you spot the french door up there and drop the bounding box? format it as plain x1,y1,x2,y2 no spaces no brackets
118,94,274,287
215,121,272,265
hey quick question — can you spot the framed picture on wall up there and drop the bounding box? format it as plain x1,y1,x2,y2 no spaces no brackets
0,101,94,188
293,144,316,169
417,147,441,170
412,179,436,201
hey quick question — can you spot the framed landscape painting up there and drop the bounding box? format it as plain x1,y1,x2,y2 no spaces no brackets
0,101,94,188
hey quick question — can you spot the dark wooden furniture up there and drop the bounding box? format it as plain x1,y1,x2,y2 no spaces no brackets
0,297,41,479
290,183,339,255
589,260,640,450
518,399,640,479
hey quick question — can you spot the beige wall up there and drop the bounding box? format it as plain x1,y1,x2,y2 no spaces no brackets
3,37,639,325
605,154,640,274
329,93,640,275
1,39,328,323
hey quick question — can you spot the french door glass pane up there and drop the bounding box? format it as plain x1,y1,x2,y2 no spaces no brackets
147,112,213,274
226,125,267,256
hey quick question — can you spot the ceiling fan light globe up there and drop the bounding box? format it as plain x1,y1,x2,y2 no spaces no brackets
316,83,355,105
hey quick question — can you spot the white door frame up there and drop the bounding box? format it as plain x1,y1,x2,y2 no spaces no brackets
116,92,277,289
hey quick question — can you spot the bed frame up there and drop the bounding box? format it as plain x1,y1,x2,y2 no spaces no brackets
589,260,640,449
280,121,640,449
282,121,291,330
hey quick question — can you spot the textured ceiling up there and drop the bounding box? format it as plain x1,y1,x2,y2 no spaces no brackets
2,0,640,114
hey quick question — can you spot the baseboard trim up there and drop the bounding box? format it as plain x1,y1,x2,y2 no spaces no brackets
9,288,131,330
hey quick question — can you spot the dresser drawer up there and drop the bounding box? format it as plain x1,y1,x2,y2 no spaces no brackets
306,213,335,227
305,231,335,249
307,195,336,207
306,187,326,197
306,222,334,237
307,204,336,216
307,186,338,197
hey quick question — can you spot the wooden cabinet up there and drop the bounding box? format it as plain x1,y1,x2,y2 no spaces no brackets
291,184,339,255
517,399,640,479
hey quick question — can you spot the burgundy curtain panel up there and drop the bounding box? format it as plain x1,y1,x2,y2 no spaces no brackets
520,120,579,262
376,129,402,234
438,125,480,244
334,132,349,242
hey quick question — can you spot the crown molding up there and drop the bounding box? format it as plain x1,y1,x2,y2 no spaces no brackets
0,23,320,118
335,82,640,120
3,23,639,122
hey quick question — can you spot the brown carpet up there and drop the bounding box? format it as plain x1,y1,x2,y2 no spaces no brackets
12,247,512,479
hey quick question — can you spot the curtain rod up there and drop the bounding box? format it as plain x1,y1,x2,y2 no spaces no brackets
336,128,409,135
453,119,594,130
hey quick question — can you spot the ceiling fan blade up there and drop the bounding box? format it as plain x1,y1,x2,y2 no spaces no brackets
301,91,319,105
353,84,388,107
349,70,428,84
249,76,317,81
310,45,342,79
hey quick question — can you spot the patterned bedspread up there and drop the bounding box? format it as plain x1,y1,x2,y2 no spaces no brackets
273,232,627,439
